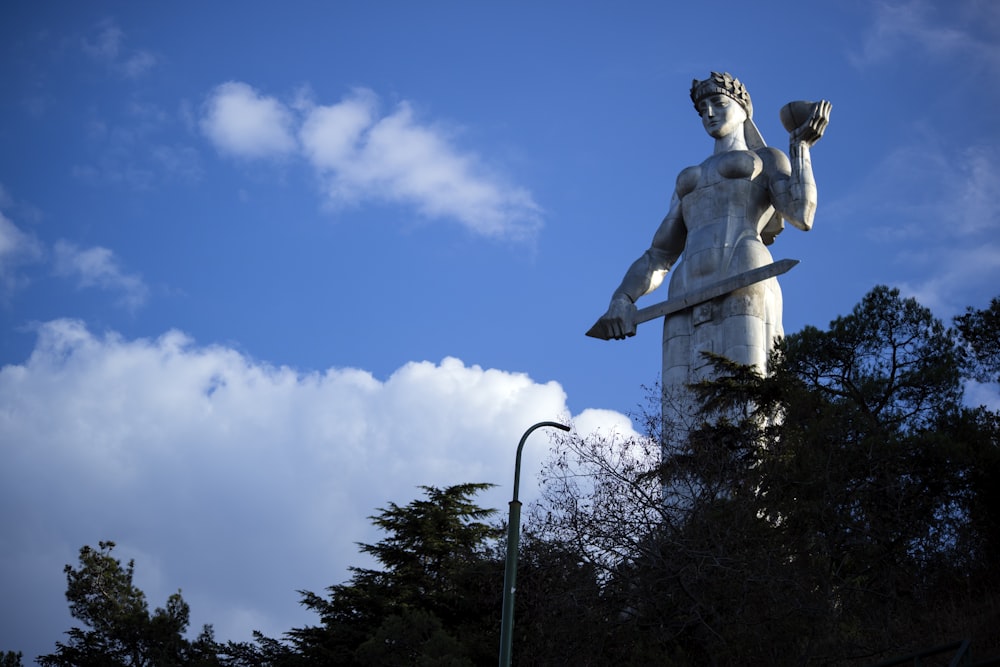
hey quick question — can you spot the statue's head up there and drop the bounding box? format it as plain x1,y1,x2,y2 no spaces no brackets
689,72,765,150
690,72,753,118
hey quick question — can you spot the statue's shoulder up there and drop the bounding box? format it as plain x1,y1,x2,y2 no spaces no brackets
756,146,791,176
676,164,701,196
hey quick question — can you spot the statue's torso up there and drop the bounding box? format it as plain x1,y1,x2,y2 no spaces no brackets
670,150,776,297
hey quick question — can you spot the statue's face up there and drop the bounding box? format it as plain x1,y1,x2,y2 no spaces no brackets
698,94,747,139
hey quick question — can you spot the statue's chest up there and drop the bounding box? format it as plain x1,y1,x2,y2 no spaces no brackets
676,151,764,196
676,151,770,228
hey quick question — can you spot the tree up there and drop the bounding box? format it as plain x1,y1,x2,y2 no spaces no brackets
507,532,606,664
723,287,986,660
0,652,24,667
952,297,1000,579
955,296,1000,384
530,396,831,665
38,541,221,667
284,484,503,666
528,286,1000,664
689,287,1000,661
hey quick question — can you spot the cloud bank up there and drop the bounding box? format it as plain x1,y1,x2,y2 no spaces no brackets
200,83,542,240
0,320,632,656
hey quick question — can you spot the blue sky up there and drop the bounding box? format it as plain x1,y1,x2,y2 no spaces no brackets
2,0,999,658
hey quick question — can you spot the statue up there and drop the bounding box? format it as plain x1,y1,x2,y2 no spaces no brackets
588,72,830,415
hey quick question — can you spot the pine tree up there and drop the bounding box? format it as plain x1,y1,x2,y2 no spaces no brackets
286,484,502,666
37,541,221,667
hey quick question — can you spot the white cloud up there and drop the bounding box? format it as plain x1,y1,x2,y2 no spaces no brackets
82,19,157,78
895,242,1000,317
298,89,377,173
824,139,1000,244
851,0,1000,68
300,91,542,239
824,136,1000,317
571,407,640,441
201,84,542,240
953,146,1000,235
845,141,1000,239
82,20,124,61
0,320,632,658
0,211,44,298
200,82,297,159
120,51,158,79
53,240,148,309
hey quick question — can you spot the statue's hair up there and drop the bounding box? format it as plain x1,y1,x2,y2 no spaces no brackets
690,72,753,118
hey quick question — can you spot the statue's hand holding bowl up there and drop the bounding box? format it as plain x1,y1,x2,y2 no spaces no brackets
780,100,831,146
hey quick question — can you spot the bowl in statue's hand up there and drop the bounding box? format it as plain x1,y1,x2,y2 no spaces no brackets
779,101,819,133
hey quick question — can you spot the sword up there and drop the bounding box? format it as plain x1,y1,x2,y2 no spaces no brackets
586,258,799,340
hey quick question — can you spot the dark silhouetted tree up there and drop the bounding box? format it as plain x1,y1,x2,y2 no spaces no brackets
0,652,24,667
527,286,1000,665
955,296,1000,385
37,541,221,667
285,483,503,666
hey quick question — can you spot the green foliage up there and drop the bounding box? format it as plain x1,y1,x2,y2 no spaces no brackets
528,286,1000,664
285,483,503,666
212,630,299,667
955,296,1000,384
689,286,999,661
354,609,472,667
0,652,24,667
37,541,222,667
509,532,606,664
777,285,962,431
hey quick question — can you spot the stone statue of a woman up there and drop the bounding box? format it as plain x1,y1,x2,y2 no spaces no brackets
592,72,830,407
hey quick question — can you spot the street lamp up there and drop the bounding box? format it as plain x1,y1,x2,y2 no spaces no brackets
499,420,571,667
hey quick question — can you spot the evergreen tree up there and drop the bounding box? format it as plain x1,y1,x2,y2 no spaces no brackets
0,652,24,667
285,484,502,666
37,541,221,667
955,296,1000,384
528,287,1000,664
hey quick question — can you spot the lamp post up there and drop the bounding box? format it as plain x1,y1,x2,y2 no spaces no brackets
499,420,571,667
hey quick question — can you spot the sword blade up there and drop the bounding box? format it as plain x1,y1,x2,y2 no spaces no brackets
586,258,799,340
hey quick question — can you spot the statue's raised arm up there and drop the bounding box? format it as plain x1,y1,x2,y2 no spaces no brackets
766,99,832,232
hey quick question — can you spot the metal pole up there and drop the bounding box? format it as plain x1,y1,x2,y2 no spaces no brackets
499,420,570,667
